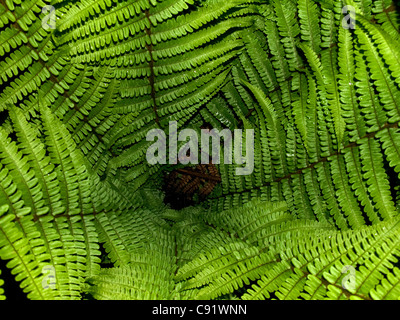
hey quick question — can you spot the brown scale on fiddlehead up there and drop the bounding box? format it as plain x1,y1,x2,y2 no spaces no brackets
163,162,221,209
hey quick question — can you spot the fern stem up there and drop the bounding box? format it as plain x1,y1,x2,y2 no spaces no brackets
144,9,160,127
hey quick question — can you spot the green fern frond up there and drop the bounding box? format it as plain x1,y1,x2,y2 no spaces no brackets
1,0,400,302
87,252,178,300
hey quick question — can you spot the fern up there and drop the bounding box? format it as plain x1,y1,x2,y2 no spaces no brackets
0,0,400,302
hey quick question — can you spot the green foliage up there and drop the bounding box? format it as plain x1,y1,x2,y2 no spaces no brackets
0,0,400,300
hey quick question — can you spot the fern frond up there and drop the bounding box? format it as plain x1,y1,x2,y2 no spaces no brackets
0,204,55,299
87,252,177,300
1,0,400,302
